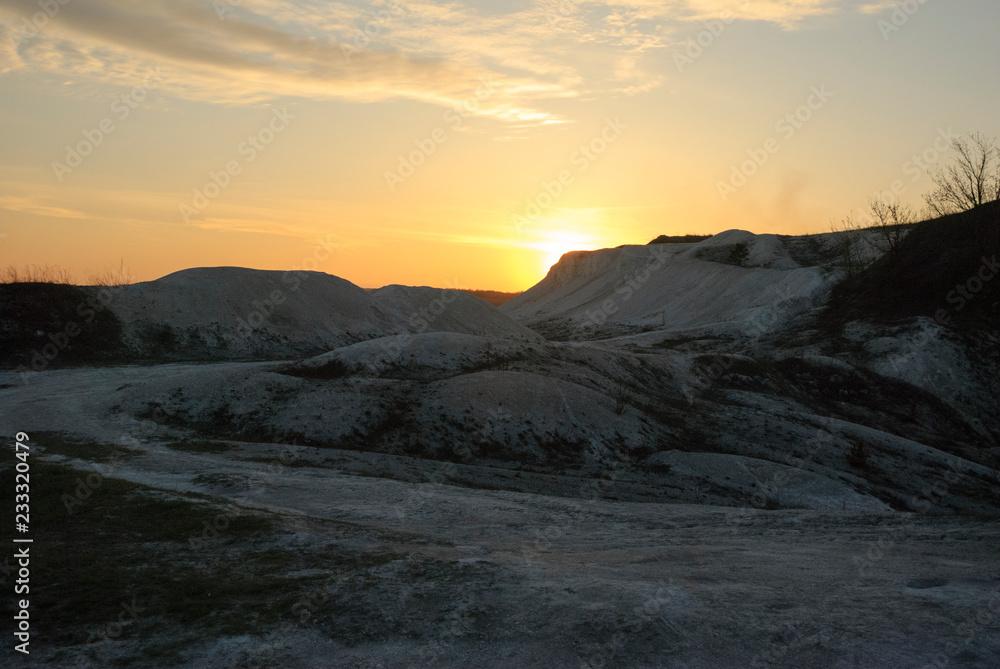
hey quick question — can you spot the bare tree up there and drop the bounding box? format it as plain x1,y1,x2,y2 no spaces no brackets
829,213,867,280
924,132,1000,216
866,196,914,256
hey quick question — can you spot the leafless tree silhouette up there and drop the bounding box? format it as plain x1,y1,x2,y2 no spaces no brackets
829,213,868,279
866,196,914,256
924,132,1000,216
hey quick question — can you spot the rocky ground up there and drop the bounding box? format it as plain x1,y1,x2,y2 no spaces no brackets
2,217,999,667
2,433,999,668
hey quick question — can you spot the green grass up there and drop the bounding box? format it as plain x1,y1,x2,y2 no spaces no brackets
34,431,142,462
1,447,497,663
1,459,289,653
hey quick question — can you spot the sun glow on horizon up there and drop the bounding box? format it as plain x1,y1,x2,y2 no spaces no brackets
1,1,997,292
532,230,599,276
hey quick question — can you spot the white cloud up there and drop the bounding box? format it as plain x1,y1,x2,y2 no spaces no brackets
857,1,898,14
680,0,837,27
0,0,862,122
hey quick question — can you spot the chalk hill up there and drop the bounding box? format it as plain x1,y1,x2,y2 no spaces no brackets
501,230,842,340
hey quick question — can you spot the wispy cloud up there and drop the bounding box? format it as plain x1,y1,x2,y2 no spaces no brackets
188,217,327,238
680,0,838,28
0,195,90,219
0,0,861,124
857,1,898,14
0,0,573,123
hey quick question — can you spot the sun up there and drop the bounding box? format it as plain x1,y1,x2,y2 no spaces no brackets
536,230,595,275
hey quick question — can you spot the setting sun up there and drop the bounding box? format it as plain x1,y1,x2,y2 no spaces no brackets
534,231,598,275
3,2,1000,666
0,0,997,293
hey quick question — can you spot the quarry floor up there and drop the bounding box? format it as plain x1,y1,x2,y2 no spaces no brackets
8,437,998,669
2,363,998,668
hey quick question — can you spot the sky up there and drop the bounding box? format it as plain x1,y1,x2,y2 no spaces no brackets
0,0,998,291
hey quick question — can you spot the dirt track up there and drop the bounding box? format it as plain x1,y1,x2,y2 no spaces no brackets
16,434,1000,669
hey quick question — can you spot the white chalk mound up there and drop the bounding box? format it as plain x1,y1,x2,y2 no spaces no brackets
502,231,841,338
105,268,537,358
293,332,540,378
372,285,541,342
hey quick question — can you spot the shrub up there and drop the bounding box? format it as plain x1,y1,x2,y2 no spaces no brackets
847,441,870,469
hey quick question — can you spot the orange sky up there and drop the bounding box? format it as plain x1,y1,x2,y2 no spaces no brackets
1,0,999,291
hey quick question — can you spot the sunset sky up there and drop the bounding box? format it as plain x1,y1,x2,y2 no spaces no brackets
1,0,998,291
